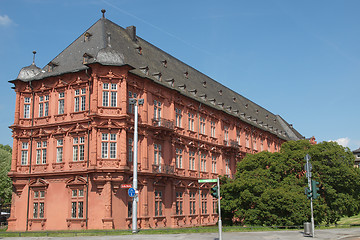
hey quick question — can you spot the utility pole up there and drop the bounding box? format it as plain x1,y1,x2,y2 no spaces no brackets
129,98,144,234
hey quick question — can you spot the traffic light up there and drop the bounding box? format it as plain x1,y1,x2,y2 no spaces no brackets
311,180,320,199
305,187,312,199
211,186,218,198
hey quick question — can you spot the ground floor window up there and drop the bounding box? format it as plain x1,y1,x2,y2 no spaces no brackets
155,191,163,216
176,192,183,215
189,191,196,215
201,191,207,214
213,197,218,214
128,201,133,218
32,190,45,219
71,188,84,218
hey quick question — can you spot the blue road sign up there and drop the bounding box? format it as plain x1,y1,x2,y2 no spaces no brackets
128,187,136,197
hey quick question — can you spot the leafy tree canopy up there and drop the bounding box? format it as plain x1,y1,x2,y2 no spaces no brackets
221,140,360,226
0,144,12,206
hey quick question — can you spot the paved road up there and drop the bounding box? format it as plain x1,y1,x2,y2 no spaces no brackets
1,228,360,240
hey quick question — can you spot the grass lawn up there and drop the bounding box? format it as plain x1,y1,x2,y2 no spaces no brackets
338,214,360,225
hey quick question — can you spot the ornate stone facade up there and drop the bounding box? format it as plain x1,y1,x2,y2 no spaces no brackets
8,11,302,231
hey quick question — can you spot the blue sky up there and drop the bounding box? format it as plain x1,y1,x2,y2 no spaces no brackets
0,0,359,150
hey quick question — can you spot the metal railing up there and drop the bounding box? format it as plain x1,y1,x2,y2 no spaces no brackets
152,118,174,130
152,164,174,174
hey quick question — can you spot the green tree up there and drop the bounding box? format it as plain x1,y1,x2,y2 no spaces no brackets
221,140,360,226
0,144,12,206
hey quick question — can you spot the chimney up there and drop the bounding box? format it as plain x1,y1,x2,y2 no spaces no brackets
126,26,137,41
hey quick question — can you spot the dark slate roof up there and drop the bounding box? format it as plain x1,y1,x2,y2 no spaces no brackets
353,148,360,154
12,14,304,141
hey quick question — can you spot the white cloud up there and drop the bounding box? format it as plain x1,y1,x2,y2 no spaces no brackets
0,15,13,26
329,137,350,147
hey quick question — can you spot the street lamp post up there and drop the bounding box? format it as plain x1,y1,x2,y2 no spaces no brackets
129,98,144,234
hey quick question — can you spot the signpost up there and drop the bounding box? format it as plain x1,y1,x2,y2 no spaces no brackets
129,98,144,234
198,179,217,183
198,178,222,240
128,188,136,198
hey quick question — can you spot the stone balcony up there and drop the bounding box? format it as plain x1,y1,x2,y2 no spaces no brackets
152,118,174,130
152,164,174,175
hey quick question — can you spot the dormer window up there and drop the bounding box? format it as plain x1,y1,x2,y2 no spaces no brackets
233,97,236,102
140,66,149,75
153,72,162,81
245,104,248,109
218,90,222,96
202,81,207,88
189,89,197,95
84,32,92,42
217,102,224,108
165,78,174,87
209,98,216,105
47,62,58,72
135,46,142,55
200,94,207,100
83,53,93,64
161,60,167,68
184,71,189,78
178,84,186,90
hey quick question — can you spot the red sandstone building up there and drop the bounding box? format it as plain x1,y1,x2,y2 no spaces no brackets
8,10,303,231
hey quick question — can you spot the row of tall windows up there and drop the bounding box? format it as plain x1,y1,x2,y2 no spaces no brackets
31,187,85,219
32,188,216,220
20,137,86,165
22,89,87,119
172,148,224,174
165,107,276,152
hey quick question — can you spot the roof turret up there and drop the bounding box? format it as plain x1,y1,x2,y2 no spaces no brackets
95,32,125,65
17,51,41,81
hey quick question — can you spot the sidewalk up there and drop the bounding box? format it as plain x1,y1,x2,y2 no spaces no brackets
1,228,360,240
